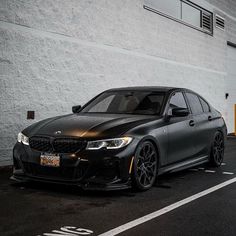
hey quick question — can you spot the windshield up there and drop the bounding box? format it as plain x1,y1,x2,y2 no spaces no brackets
80,91,165,115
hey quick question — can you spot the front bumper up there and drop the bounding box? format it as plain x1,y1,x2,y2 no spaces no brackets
10,174,131,191
12,141,137,191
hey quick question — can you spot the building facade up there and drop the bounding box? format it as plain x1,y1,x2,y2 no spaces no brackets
0,0,236,166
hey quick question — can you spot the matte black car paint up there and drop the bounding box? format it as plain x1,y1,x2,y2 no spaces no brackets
12,87,227,190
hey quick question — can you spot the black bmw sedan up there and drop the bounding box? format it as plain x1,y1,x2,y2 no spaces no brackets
12,87,227,191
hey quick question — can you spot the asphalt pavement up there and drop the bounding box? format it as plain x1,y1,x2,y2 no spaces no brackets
0,138,236,236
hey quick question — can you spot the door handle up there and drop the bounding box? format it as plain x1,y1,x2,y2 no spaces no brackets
208,116,212,121
189,120,195,127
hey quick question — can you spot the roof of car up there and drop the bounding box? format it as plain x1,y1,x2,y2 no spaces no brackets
106,86,184,93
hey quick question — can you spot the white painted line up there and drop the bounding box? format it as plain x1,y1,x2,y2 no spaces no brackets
37,226,93,236
222,172,234,175
204,170,216,173
198,167,205,170
99,177,236,236
221,163,226,166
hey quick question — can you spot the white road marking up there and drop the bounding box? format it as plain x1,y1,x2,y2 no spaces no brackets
37,226,93,236
221,163,226,166
198,167,205,170
98,177,236,236
204,170,216,173
222,172,234,175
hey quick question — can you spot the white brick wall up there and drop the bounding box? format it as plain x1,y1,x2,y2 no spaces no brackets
0,0,236,165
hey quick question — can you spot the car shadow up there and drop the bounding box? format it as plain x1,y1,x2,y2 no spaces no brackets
10,180,137,198
8,163,213,198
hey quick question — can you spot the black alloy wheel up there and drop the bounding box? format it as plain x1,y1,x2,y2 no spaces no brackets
132,141,158,191
210,131,224,167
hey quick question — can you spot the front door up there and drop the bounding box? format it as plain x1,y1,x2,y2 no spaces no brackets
167,92,196,164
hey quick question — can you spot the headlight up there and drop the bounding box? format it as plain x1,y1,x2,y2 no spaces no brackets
17,132,29,145
86,137,133,150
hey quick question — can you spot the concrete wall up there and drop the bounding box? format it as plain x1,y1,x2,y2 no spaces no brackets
0,0,236,165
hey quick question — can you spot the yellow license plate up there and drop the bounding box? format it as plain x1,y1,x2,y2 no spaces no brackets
40,153,60,167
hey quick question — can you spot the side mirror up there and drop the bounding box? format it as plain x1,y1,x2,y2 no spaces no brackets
72,105,81,113
172,108,189,117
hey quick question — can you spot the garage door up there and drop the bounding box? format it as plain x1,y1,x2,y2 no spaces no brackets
226,45,236,133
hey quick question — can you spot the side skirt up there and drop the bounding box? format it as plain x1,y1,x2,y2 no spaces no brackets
158,156,209,175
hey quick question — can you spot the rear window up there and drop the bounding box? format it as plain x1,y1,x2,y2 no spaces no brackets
185,93,203,115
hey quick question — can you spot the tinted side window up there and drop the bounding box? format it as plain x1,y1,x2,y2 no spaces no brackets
199,97,210,113
186,93,203,115
169,92,187,109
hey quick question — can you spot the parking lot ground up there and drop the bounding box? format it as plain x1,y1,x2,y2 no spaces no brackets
0,138,236,236
118,183,236,236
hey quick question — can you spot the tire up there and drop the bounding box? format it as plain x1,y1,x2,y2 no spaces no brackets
209,131,225,167
132,141,158,191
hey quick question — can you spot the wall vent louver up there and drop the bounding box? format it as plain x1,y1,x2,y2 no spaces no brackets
202,12,212,32
215,15,225,30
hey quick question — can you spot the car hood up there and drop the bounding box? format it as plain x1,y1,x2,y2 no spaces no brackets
23,113,160,139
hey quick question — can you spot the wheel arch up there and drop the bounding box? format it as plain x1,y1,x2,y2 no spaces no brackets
136,135,161,167
209,129,225,167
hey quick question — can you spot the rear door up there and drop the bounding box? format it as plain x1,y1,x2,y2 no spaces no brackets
185,92,210,157
167,92,196,164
